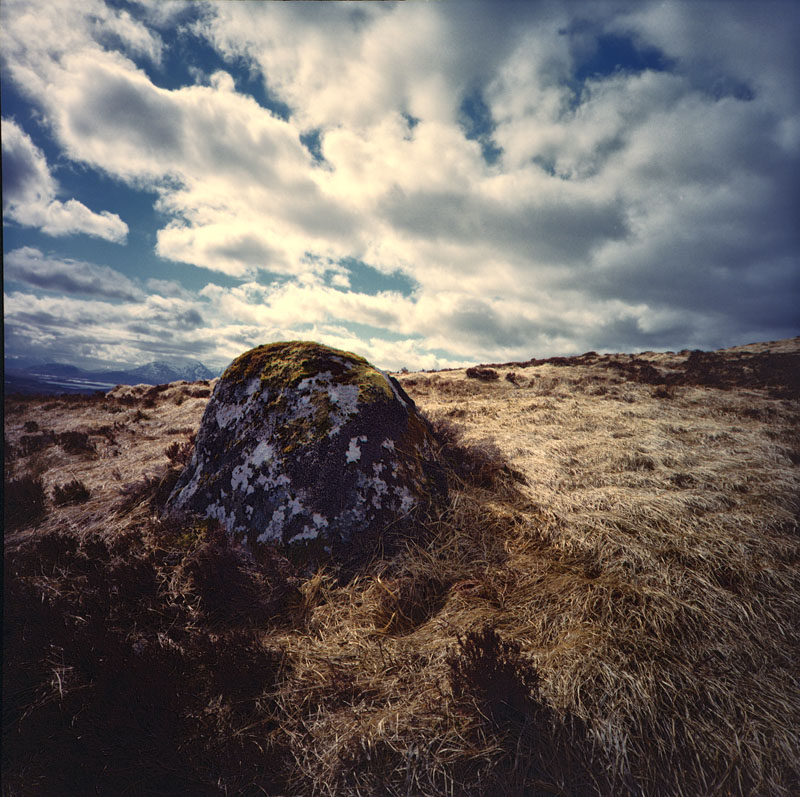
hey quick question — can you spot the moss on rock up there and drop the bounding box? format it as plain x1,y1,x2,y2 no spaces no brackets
221,342,400,454
223,341,394,403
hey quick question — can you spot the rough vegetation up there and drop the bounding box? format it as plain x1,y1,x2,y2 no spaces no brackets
3,338,800,795
466,366,500,381
52,479,91,506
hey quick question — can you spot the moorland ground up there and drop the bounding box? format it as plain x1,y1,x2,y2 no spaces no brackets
4,339,800,795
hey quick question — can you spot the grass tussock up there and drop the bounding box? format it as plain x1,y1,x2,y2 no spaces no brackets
52,478,91,506
116,466,183,514
4,339,800,795
164,434,195,466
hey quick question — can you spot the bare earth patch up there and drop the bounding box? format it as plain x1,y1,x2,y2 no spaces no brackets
4,340,799,795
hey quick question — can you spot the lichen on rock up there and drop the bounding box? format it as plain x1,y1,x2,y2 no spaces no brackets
166,341,445,564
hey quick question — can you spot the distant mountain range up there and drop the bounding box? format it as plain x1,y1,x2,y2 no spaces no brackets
5,359,219,395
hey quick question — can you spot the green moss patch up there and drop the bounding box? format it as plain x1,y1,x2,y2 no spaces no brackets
280,402,334,454
222,341,394,404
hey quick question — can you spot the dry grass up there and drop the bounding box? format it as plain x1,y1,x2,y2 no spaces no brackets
4,341,799,795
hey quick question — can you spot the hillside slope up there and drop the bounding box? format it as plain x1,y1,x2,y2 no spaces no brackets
4,339,800,795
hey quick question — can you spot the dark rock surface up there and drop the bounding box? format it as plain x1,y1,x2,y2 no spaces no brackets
166,342,445,561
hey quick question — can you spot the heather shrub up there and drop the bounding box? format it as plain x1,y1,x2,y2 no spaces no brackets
466,366,499,381
653,383,675,399
170,520,300,626
4,473,47,529
117,466,181,513
165,435,195,466
19,431,56,455
111,394,138,408
144,384,170,405
446,626,602,793
447,625,540,725
370,573,450,634
671,472,697,488
5,400,26,415
3,525,291,794
58,430,96,455
92,424,117,443
53,479,91,506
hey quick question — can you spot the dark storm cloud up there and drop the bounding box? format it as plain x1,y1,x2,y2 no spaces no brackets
444,298,534,350
3,288,220,372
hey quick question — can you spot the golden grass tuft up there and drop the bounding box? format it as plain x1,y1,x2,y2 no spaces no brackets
4,342,800,794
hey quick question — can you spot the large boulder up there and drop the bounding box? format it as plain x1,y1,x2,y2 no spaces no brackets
166,342,445,562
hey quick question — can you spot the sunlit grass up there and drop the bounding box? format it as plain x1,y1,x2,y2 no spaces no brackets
4,341,799,794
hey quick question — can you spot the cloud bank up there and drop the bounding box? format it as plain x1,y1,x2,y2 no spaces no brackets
2,0,798,371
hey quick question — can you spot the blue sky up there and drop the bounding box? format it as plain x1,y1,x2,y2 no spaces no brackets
2,0,799,372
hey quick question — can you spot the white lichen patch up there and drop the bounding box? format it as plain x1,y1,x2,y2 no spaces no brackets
215,405,238,431
176,458,205,502
251,440,276,468
327,382,360,414
205,501,234,529
396,485,417,513
257,507,287,544
294,372,363,437
215,379,260,428
380,369,407,408
346,435,368,463
257,472,290,488
231,463,253,492
295,372,333,395
288,526,321,543
370,478,389,508
230,440,280,493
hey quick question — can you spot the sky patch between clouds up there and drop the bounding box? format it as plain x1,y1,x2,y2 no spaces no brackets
2,0,798,372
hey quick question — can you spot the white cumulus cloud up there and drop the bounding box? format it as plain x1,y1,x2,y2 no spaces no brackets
1,0,798,370
1,118,128,242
